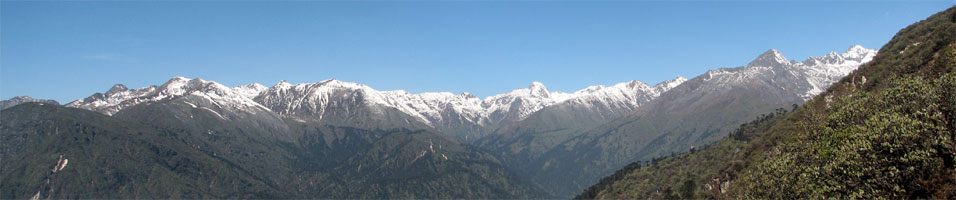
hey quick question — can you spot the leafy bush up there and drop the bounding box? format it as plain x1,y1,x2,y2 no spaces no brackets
741,73,956,198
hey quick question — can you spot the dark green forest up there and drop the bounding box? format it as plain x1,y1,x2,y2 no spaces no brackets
0,103,545,199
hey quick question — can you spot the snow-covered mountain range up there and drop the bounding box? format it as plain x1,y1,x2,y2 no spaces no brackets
64,75,687,139
735,45,877,100
493,45,877,197
62,45,876,140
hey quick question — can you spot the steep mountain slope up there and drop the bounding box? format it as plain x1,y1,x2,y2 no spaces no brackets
464,79,686,141
132,95,549,198
112,97,547,198
476,77,687,175
580,6,955,199
518,45,875,197
604,45,875,160
2,101,547,198
0,96,58,110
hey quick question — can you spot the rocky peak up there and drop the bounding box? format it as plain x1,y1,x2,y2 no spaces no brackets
106,84,129,96
528,81,550,98
748,49,791,67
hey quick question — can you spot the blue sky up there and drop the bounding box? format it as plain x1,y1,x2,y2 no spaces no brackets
2,1,953,103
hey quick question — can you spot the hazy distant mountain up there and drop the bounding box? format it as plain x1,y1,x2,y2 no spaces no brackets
476,77,687,175
0,96,58,110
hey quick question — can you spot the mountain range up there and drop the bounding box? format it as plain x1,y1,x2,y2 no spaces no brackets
479,45,877,196
65,73,691,142
3,41,877,197
63,44,873,141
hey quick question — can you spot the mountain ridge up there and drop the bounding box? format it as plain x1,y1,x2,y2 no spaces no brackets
64,73,692,141
61,45,872,142
481,45,877,197
0,96,59,110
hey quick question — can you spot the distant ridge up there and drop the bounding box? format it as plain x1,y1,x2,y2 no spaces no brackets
0,96,59,110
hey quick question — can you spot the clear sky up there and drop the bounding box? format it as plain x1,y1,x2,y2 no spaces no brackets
2,1,953,103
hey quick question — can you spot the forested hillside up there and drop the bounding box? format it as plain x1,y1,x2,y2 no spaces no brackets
0,102,546,199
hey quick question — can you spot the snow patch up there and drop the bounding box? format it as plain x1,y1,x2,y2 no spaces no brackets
199,107,226,120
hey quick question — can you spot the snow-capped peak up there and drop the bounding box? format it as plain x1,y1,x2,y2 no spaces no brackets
106,84,128,96
159,77,203,95
234,83,268,99
655,76,688,91
528,81,550,97
701,45,876,101
748,49,791,67
847,44,868,53
842,45,878,62
792,45,877,99
458,92,477,99
67,76,269,116
274,80,293,89
317,78,369,90
621,80,642,88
